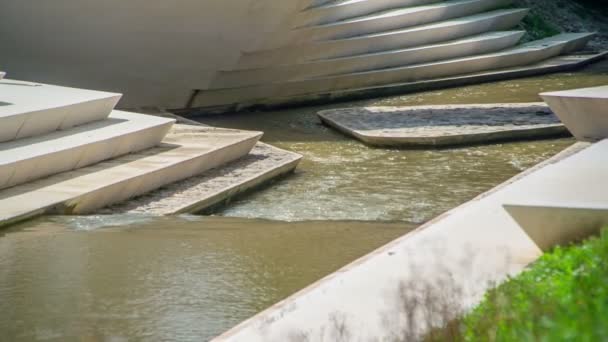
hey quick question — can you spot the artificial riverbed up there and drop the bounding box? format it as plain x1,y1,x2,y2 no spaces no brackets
2,60,608,341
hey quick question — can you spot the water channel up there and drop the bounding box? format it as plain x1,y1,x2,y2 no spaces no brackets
2,60,608,341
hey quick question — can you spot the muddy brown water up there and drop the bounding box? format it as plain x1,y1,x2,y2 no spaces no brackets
2,60,608,341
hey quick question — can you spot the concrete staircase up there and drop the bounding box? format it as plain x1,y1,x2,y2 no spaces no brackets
192,0,595,111
0,78,261,227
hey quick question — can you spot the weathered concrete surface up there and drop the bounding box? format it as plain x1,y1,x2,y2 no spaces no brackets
0,125,261,228
0,0,310,108
196,33,594,108
318,103,567,147
213,31,525,88
290,0,510,43
195,51,607,115
0,78,120,142
294,0,439,27
541,85,608,142
236,9,529,69
0,111,174,190
505,204,608,252
99,142,302,215
214,139,604,342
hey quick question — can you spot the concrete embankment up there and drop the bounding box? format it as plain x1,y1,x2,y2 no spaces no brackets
214,137,608,341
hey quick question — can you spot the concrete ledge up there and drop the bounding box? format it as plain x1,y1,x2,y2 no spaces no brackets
99,142,302,215
212,31,524,88
541,85,608,142
0,79,121,142
504,203,608,252
293,0,510,43
318,103,568,147
0,125,262,228
189,51,607,115
198,33,594,107
294,0,439,27
0,111,174,190
237,9,528,68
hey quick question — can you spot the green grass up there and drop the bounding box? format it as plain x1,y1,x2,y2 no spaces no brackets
460,227,608,341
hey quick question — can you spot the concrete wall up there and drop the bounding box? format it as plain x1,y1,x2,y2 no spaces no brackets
0,0,307,108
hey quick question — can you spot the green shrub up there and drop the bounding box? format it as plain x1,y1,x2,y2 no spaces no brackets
461,228,608,341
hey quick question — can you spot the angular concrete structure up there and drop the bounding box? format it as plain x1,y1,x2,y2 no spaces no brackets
0,78,266,228
0,111,174,190
236,9,530,69
504,204,608,252
0,79,121,142
214,31,525,88
0,0,597,109
541,85,608,142
196,33,595,107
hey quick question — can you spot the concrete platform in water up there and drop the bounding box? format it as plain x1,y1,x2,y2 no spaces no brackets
318,103,568,147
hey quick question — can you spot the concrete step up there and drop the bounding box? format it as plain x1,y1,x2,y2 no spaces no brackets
292,0,510,42
0,79,121,143
296,0,442,27
196,33,594,108
212,31,524,88
237,8,528,68
0,125,262,228
0,111,174,190
541,85,608,142
294,0,441,27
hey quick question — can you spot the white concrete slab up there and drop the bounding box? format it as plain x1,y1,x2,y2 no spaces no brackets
214,139,607,341
541,85,608,142
0,111,174,190
198,33,594,107
504,204,608,252
292,0,510,42
0,72,5,80
0,125,262,227
0,79,121,142
238,9,528,68
294,0,440,27
213,31,524,88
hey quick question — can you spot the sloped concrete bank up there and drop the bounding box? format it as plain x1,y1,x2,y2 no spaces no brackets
213,138,608,341
99,117,303,216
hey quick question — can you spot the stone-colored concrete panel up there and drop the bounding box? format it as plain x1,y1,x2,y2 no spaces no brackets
292,0,510,43
504,204,608,252
198,33,594,107
294,0,440,28
238,9,528,68
318,103,567,147
541,85,608,142
213,31,524,88
0,111,174,190
0,79,121,142
0,125,262,227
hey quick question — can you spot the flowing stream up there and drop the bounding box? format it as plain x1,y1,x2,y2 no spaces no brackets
2,60,608,341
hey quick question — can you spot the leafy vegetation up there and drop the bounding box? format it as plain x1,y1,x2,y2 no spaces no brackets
460,227,608,341
518,13,561,42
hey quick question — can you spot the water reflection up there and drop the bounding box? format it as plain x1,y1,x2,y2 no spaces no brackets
0,216,414,341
